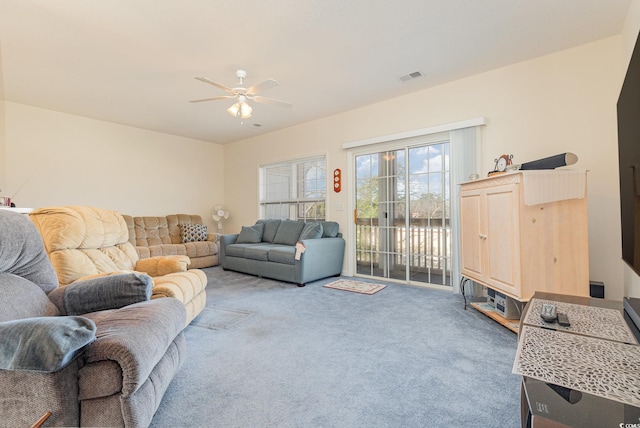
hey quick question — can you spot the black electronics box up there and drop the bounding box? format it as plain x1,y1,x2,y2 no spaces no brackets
590,281,605,299
487,288,496,306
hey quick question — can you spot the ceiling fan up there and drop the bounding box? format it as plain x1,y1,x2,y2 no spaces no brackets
190,69,292,119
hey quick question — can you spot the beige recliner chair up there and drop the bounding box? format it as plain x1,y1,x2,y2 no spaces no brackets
29,206,207,324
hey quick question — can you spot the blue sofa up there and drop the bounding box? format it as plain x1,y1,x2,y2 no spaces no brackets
219,219,345,286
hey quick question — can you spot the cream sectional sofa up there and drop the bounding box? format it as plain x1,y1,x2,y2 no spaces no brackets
123,214,219,269
30,206,207,325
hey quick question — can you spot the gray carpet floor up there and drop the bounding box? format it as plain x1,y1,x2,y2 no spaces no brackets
150,267,520,428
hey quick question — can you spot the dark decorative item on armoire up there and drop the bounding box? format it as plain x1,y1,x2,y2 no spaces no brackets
519,152,578,170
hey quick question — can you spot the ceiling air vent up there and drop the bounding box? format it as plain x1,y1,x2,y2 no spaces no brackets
398,70,424,82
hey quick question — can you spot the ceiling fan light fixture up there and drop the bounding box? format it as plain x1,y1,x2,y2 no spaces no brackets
227,100,252,119
227,102,240,117
240,101,252,118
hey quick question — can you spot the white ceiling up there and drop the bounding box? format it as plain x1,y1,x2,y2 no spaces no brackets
0,0,632,144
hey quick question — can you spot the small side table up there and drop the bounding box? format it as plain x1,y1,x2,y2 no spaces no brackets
518,292,640,427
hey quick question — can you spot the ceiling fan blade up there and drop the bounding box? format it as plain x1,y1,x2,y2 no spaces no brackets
194,77,235,94
253,95,292,109
247,78,279,95
189,95,235,103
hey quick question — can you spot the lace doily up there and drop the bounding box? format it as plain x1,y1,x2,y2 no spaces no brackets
513,326,640,407
523,299,638,344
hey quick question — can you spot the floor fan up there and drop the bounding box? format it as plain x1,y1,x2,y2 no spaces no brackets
211,205,230,234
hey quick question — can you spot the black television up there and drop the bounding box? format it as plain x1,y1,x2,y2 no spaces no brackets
618,30,640,276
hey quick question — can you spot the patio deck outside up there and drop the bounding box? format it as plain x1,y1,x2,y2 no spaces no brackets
355,219,452,286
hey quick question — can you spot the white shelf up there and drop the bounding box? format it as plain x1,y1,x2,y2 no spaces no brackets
0,207,33,214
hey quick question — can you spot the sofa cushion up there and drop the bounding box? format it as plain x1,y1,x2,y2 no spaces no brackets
47,272,153,316
321,221,340,238
0,274,59,322
273,220,305,245
267,246,297,265
236,223,264,244
135,255,190,277
183,241,217,258
29,207,141,286
299,222,324,240
168,214,205,244
225,244,260,257
180,223,208,243
142,244,185,258
0,316,97,372
30,206,130,252
129,216,171,246
257,219,281,243
0,211,60,294
243,245,273,262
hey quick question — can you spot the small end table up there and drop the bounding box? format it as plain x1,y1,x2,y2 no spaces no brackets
518,292,640,427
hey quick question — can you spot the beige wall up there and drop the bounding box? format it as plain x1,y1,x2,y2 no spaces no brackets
225,35,630,299
2,102,224,227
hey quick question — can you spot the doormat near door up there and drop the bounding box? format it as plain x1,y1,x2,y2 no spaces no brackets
191,306,253,330
323,279,386,295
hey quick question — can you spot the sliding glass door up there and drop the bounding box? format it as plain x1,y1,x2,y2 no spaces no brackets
355,141,451,286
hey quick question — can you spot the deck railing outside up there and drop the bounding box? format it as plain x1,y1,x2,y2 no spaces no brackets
355,220,451,283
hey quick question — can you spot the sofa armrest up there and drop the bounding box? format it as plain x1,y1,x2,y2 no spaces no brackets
0,316,96,372
80,297,186,396
299,237,345,254
135,255,190,277
220,234,239,245
296,237,346,284
47,272,153,315
218,234,239,266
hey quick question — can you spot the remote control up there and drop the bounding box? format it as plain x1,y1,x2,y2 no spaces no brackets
557,312,570,327
540,303,557,322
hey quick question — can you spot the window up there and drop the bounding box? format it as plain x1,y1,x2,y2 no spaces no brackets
259,155,326,221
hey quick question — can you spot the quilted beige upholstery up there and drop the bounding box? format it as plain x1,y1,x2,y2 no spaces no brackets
122,214,218,268
30,206,207,324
